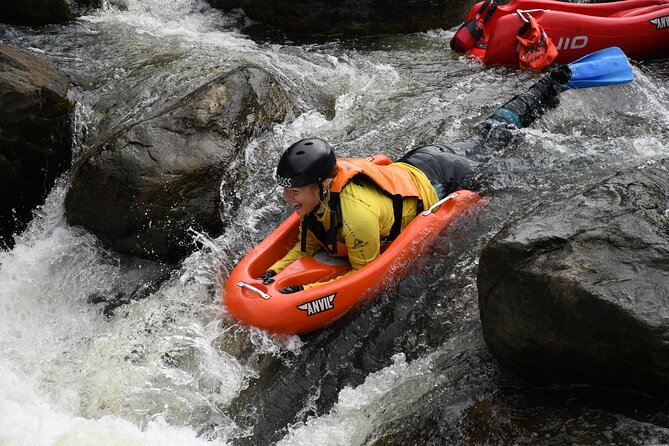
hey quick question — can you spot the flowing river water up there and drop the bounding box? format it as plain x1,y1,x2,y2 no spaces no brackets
2,0,669,445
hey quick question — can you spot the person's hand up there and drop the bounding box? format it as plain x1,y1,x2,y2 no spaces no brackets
279,285,304,294
258,270,276,285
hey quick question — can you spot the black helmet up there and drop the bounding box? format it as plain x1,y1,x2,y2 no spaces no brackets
276,138,336,188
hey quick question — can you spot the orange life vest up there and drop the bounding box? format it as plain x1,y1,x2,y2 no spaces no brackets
301,158,425,254
330,158,423,197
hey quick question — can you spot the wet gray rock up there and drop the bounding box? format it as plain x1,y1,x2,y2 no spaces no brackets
65,66,298,262
0,44,74,247
477,160,669,395
210,0,473,36
0,0,102,25
0,0,74,25
207,0,241,10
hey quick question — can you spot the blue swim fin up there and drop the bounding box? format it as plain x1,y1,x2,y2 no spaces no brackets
563,47,634,90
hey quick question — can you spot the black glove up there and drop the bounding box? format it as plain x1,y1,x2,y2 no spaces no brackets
258,270,276,285
279,285,304,294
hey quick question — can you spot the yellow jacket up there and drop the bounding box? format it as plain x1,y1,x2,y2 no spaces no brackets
269,161,438,289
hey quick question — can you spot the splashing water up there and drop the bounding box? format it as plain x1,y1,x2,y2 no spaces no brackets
1,0,669,445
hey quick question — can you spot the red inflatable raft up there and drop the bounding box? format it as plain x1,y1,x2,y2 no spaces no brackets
458,0,669,66
223,155,482,335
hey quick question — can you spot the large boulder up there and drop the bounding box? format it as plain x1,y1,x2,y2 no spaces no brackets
212,0,472,36
0,0,74,25
477,160,669,395
0,44,74,247
207,0,241,10
65,67,298,262
0,0,101,25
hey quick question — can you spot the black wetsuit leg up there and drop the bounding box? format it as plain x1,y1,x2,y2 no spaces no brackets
398,145,476,197
486,74,564,129
399,71,565,196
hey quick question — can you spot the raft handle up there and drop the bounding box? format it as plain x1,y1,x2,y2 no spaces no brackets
516,9,549,22
236,281,271,300
422,192,459,216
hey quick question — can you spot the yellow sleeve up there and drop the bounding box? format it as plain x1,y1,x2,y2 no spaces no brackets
268,220,321,273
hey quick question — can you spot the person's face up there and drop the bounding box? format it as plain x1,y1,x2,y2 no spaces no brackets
282,184,320,217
